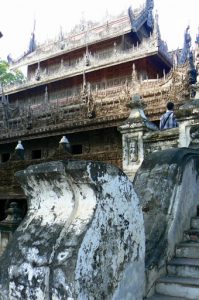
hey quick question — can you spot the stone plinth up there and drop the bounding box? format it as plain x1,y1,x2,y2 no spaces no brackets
118,95,158,181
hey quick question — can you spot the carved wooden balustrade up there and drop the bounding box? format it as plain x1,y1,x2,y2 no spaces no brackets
0,61,191,138
11,14,131,69
0,82,131,137
134,63,190,119
5,30,172,94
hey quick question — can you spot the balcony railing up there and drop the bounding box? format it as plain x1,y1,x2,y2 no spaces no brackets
4,33,172,94
0,80,131,137
12,15,131,69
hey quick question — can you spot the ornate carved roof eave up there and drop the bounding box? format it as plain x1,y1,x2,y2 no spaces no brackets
151,35,172,67
128,0,154,37
157,50,173,68
5,46,160,95
135,62,191,121
131,20,153,40
131,17,147,33
10,26,132,71
0,114,129,145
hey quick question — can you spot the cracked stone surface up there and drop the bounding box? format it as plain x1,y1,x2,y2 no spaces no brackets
134,148,199,296
0,160,145,300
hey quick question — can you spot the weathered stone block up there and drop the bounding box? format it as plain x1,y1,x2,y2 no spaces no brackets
0,160,145,300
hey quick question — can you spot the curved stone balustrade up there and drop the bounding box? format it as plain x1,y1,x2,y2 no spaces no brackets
0,160,145,299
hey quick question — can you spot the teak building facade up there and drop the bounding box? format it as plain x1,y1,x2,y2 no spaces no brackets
0,0,199,254
0,0,172,168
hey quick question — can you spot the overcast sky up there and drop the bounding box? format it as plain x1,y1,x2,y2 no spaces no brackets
0,0,198,60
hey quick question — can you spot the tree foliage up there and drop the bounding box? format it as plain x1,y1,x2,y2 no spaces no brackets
0,60,25,86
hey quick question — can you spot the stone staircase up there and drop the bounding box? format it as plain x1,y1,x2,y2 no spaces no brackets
147,214,199,299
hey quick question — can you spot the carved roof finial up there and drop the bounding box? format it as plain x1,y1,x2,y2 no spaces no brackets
28,19,36,54
59,26,64,42
80,11,86,31
146,0,154,29
179,25,192,65
59,26,65,50
173,49,180,69
195,26,199,45
153,10,160,39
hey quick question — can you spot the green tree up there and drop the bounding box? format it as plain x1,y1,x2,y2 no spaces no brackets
0,60,25,86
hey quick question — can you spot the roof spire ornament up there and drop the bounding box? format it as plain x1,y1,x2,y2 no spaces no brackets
59,26,65,50
146,0,154,29
128,0,154,34
154,11,160,37
195,26,199,45
173,49,180,69
28,19,36,54
80,11,86,32
179,25,192,65
194,27,199,83
7,54,14,65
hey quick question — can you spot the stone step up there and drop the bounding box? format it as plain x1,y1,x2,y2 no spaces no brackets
176,242,199,259
184,229,199,242
148,294,190,300
167,258,199,278
156,276,199,299
191,217,199,230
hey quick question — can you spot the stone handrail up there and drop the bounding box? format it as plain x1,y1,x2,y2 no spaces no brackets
0,160,145,299
134,148,199,297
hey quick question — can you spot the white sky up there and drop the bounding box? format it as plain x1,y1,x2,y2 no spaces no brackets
0,0,198,60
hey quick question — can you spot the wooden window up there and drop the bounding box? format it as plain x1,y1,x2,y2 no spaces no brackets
31,149,41,159
1,153,10,163
71,145,82,155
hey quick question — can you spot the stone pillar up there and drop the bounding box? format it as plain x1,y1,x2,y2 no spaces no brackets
118,95,158,181
177,98,199,148
178,119,192,148
119,124,144,181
